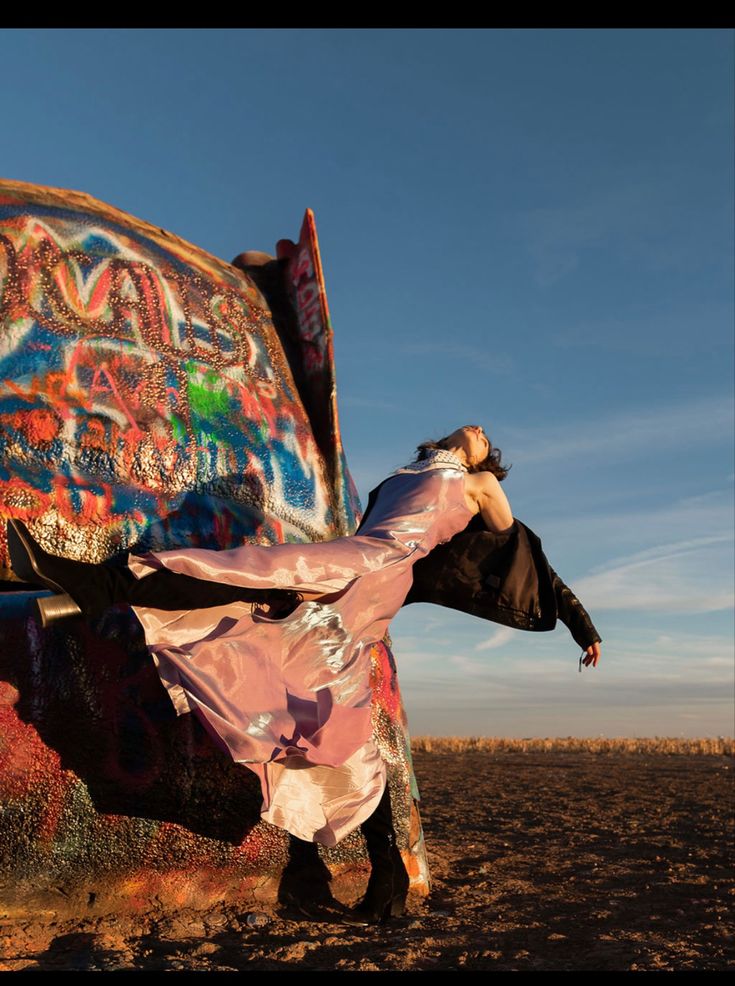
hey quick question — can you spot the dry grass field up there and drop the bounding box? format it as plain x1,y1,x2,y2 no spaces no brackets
1,739,732,971
411,735,734,755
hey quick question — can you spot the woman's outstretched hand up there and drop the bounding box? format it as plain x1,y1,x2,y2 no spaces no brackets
581,641,601,668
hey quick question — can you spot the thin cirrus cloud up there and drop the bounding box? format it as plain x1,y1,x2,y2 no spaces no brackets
549,300,733,356
514,170,726,287
504,393,733,467
542,488,733,547
474,625,518,652
572,534,734,614
395,339,514,375
400,633,732,708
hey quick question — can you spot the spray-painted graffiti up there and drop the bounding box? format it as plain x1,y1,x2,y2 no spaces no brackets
0,183,354,574
277,211,361,535
368,634,431,889
0,179,428,914
279,219,331,376
0,605,428,914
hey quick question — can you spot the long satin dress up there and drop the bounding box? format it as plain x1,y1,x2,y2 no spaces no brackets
127,452,475,845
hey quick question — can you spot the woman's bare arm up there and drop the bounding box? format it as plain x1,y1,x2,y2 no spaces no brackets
475,472,514,534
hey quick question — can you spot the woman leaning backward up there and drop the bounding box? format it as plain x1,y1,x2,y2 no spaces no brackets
7,424,602,924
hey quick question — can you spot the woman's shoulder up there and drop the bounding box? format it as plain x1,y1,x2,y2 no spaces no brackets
465,470,513,528
466,470,502,495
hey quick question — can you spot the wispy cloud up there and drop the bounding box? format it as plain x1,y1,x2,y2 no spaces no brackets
585,535,732,576
548,301,733,356
515,172,726,287
530,486,734,618
504,393,733,467
474,625,518,652
573,533,734,614
575,546,735,614
399,641,733,707
396,340,514,375
391,618,733,737
538,487,734,558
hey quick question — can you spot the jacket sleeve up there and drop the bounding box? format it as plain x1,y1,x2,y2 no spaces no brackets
548,566,602,650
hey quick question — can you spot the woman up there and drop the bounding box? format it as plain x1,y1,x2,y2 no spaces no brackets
7,424,602,923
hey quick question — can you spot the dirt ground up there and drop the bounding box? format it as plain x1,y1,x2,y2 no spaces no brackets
1,750,732,972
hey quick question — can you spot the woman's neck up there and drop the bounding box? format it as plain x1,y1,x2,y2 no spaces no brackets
443,445,470,469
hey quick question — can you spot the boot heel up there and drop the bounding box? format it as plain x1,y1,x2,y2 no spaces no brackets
36,593,83,628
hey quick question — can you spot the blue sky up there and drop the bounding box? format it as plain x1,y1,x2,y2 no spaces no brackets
2,28,732,737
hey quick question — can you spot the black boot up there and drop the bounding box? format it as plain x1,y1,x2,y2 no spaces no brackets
7,519,111,625
344,785,410,925
278,836,336,917
6,519,303,628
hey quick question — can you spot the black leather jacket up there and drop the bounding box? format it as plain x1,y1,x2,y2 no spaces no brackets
355,480,601,652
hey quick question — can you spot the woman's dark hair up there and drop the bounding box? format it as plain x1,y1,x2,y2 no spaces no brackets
414,432,511,481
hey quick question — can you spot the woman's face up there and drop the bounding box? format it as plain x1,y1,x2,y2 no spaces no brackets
446,425,490,467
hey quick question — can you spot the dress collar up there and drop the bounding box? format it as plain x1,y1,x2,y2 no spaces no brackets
390,448,469,476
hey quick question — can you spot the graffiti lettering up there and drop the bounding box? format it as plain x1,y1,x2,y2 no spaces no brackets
0,196,353,564
2,228,271,375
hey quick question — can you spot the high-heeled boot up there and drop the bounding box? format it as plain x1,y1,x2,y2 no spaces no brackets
7,518,114,625
344,784,410,925
277,835,336,916
6,518,302,628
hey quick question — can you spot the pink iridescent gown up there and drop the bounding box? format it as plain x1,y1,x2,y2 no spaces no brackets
127,451,474,845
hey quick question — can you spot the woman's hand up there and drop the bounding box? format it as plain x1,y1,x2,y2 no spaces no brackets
581,641,601,668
